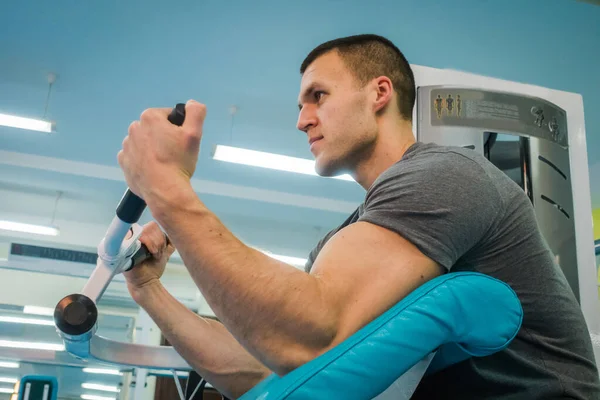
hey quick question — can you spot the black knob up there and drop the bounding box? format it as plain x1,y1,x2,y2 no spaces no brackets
54,294,98,336
168,103,186,126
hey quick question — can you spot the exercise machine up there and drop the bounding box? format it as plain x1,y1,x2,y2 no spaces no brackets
53,104,201,398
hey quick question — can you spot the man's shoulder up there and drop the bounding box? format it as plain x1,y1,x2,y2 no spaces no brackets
401,142,488,169
371,142,495,194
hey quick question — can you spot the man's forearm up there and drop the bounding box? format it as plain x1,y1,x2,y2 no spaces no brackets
132,281,271,399
146,184,339,374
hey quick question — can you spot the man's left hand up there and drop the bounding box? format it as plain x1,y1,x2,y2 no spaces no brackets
118,100,207,201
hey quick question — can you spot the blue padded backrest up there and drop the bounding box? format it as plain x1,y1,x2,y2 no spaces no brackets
240,272,523,400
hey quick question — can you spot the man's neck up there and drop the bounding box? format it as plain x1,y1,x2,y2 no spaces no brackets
352,120,415,190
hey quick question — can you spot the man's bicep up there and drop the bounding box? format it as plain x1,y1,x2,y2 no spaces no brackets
310,221,444,344
359,151,503,269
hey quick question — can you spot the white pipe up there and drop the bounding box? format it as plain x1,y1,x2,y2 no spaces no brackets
102,217,131,257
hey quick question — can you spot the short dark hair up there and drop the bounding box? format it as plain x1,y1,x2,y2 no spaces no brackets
300,34,416,121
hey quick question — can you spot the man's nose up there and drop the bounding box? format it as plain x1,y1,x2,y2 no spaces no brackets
297,106,317,132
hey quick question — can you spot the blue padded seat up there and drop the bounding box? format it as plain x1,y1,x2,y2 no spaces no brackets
239,272,523,400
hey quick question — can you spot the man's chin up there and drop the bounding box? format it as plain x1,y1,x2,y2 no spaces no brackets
314,161,343,178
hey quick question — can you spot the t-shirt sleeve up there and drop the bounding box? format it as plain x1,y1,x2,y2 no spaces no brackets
358,151,503,270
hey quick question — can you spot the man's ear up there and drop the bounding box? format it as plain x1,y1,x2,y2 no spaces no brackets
372,76,394,114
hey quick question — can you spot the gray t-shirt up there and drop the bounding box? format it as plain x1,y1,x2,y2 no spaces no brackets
305,141,600,399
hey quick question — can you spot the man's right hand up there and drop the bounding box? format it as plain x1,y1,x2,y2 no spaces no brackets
123,221,175,301
121,222,272,398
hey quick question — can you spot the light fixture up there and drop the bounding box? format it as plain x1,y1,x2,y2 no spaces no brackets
0,378,17,384
23,306,54,317
82,368,123,376
0,388,14,394
172,249,307,268
80,395,116,400
0,316,54,326
148,369,189,377
81,383,119,393
0,362,19,369
261,252,307,267
0,220,59,236
0,113,52,133
0,340,64,351
213,145,354,181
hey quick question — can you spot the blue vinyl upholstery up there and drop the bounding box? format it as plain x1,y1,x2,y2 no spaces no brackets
239,272,523,400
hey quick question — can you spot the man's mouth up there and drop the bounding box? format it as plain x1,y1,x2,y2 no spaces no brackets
309,137,323,145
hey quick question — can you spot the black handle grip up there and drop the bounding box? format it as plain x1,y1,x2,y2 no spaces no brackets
116,104,187,223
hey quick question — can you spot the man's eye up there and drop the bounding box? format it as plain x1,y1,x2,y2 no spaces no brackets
314,91,325,101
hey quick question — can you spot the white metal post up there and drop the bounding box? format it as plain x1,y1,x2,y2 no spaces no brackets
131,308,162,400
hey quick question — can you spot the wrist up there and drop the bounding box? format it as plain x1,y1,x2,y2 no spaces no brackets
144,176,200,225
129,279,164,306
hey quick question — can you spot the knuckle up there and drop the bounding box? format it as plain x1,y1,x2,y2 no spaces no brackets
145,223,164,253
140,225,156,243
140,108,158,122
140,108,152,121
182,127,197,138
128,120,138,134
139,230,151,244
144,221,156,229
151,225,163,239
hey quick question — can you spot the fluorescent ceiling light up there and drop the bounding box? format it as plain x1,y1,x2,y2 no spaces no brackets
0,113,52,133
81,395,116,400
82,368,122,376
0,388,14,394
0,316,54,326
262,252,307,267
0,378,17,384
81,383,119,393
148,369,189,377
0,340,64,351
0,221,59,236
23,306,54,316
172,249,307,268
213,145,354,181
0,362,19,369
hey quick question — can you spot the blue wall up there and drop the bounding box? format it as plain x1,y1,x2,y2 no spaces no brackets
283,0,600,201
1,0,599,204
207,0,600,202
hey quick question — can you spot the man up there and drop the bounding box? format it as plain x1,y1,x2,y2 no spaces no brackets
118,34,600,399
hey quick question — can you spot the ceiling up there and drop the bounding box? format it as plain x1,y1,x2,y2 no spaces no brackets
1,0,599,398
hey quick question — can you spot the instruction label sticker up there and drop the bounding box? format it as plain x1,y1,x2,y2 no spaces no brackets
429,88,568,147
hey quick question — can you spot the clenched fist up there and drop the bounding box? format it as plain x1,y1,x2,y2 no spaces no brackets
123,221,175,300
117,100,207,202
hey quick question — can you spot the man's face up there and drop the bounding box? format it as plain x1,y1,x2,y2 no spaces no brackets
297,51,378,177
